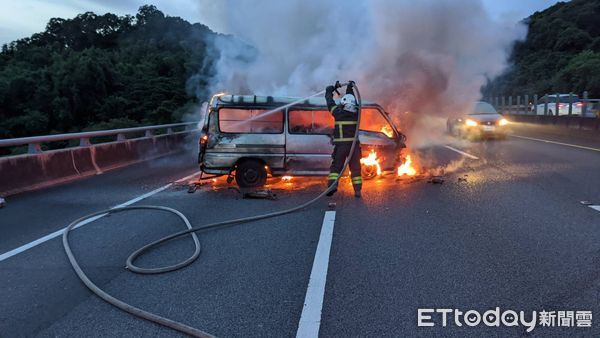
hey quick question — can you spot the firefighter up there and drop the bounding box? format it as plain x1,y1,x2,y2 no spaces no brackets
325,81,362,198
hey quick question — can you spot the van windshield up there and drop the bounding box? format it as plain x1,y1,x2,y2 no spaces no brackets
360,108,394,138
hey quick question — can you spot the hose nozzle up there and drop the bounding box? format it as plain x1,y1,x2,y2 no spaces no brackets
333,81,351,95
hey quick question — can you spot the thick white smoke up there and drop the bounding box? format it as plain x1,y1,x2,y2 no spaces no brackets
197,0,526,147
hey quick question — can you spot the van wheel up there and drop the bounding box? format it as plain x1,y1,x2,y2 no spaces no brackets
362,165,378,180
235,160,267,188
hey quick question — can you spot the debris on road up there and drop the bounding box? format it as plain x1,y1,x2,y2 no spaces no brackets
428,176,445,184
0,197,5,208
243,189,277,200
458,175,468,182
328,202,337,210
580,200,593,205
186,178,220,193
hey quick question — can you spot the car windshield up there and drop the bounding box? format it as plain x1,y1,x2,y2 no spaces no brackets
543,95,580,103
469,102,497,115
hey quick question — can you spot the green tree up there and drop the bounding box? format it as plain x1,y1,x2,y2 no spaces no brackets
0,5,218,143
484,0,600,98
554,51,600,95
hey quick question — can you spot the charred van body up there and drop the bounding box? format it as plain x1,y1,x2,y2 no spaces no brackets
198,94,406,188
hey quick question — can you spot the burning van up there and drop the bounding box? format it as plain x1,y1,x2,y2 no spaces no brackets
198,94,407,188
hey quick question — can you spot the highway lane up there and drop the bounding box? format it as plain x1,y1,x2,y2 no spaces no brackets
321,136,600,337
1,160,336,337
0,151,200,254
0,133,599,337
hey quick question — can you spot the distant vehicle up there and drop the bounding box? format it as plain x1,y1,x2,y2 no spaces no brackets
198,94,407,188
447,101,509,140
533,94,583,115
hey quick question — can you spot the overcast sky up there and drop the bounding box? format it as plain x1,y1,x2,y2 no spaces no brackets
0,0,562,45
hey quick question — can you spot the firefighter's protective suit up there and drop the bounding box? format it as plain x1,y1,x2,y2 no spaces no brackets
325,82,362,197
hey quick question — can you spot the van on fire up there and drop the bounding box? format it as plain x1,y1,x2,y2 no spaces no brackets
198,94,407,188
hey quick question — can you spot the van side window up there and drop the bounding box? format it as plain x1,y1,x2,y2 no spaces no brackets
360,108,394,138
289,110,334,134
219,108,283,133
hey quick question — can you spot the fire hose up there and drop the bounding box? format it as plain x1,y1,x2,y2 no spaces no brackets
62,82,362,337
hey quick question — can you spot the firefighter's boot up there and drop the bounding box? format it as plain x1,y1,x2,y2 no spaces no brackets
352,176,362,198
327,173,339,196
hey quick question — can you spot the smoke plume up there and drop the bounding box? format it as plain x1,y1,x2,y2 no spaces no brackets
196,0,526,148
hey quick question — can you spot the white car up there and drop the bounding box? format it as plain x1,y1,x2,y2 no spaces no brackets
534,94,583,116
447,102,509,140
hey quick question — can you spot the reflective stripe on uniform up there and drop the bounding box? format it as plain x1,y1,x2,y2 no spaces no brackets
334,121,358,142
352,176,363,184
330,106,337,113
328,173,339,180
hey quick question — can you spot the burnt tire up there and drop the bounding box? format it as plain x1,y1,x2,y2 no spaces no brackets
362,164,378,180
235,160,267,188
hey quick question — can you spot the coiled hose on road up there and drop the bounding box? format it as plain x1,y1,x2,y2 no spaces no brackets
62,82,362,337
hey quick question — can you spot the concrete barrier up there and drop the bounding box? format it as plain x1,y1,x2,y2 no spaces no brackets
0,132,197,196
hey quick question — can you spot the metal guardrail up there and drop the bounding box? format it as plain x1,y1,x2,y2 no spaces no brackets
486,91,600,118
0,122,199,154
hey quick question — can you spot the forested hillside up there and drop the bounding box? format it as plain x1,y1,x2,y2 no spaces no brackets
0,5,217,140
484,0,600,97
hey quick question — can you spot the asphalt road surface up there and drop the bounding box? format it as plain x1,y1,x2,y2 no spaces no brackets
1,128,599,337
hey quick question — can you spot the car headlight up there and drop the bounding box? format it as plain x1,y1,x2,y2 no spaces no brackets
498,118,509,126
465,119,478,127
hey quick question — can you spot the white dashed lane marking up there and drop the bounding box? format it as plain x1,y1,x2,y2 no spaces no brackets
0,181,177,262
443,145,480,160
511,135,600,153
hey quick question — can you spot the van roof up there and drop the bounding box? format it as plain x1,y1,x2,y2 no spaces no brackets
215,95,379,108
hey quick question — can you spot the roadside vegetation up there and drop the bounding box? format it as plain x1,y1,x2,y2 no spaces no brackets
484,0,600,97
0,5,217,141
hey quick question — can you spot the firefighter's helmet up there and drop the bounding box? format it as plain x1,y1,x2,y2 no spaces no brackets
340,94,357,112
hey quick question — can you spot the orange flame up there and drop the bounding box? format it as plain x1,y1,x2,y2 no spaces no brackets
397,155,417,176
380,125,394,138
360,149,382,176
281,175,293,182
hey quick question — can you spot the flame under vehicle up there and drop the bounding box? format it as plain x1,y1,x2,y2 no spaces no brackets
198,95,407,188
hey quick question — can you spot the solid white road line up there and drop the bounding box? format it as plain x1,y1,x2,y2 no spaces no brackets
443,145,480,160
589,205,600,212
511,135,600,153
296,211,336,338
0,183,173,263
